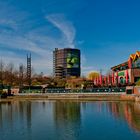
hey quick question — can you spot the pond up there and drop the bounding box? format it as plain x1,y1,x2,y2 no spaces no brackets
0,100,140,140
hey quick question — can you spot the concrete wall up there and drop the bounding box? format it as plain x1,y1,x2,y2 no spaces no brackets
134,86,140,94
126,86,140,95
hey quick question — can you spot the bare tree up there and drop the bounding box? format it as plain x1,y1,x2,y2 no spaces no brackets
0,59,4,84
6,62,14,86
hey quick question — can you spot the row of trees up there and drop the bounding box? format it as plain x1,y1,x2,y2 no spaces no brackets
0,60,72,88
0,61,19,86
0,60,49,87
0,59,103,88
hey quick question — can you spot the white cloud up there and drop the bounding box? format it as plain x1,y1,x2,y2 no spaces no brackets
0,1,82,75
0,2,61,74
46,13,76,48
0,31,55,74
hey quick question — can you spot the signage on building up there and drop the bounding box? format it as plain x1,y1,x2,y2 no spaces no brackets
66,52,79,68
118,71,125,76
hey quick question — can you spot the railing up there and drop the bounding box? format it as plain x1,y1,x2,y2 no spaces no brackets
20,87,126,94
45,87,126,93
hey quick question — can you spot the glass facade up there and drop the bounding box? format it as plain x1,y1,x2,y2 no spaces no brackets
132,58,140,68
53,48,81,78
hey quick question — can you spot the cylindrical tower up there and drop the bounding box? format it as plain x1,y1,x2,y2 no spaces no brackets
53,48,81,78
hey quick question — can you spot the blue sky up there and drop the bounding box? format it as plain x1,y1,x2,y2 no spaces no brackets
0,0,140,75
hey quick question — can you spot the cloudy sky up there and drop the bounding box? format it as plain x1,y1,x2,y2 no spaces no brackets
0,0,140,75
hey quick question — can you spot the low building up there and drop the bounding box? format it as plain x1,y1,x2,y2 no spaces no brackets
111,51,140,85
94,51,140,86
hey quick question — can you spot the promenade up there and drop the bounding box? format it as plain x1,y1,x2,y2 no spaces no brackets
3,92,136,101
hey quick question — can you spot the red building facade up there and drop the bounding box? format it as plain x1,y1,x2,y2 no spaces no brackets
94,51,140,86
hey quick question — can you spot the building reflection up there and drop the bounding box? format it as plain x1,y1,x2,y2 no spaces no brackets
107,102,140,132
53,101,81,140
0,105,2,128
0,101,32,134
26,101,32,130
108,102,121,119
0,102,13,129
0,100,140,138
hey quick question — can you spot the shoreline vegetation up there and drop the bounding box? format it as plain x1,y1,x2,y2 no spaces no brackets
0,93,139,102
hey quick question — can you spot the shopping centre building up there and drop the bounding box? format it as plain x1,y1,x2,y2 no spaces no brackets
94,51,140,86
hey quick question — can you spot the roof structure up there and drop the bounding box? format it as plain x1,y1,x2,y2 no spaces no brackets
111,51,140,71
111,61,128,71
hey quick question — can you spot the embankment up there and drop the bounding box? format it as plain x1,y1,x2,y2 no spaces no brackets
0,93,136,102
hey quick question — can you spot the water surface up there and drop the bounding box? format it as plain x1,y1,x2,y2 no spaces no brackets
0,100,140,140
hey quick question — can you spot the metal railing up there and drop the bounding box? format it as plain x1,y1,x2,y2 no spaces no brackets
45,87,126,93
20,87,126,94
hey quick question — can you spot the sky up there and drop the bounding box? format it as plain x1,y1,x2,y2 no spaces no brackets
0,0,140,76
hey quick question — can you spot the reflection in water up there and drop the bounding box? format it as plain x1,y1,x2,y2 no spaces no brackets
0,100,140,140
53,101,81,140
128,102,140,132
0,101,32,140
0,105,2,128
106,102,140,132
